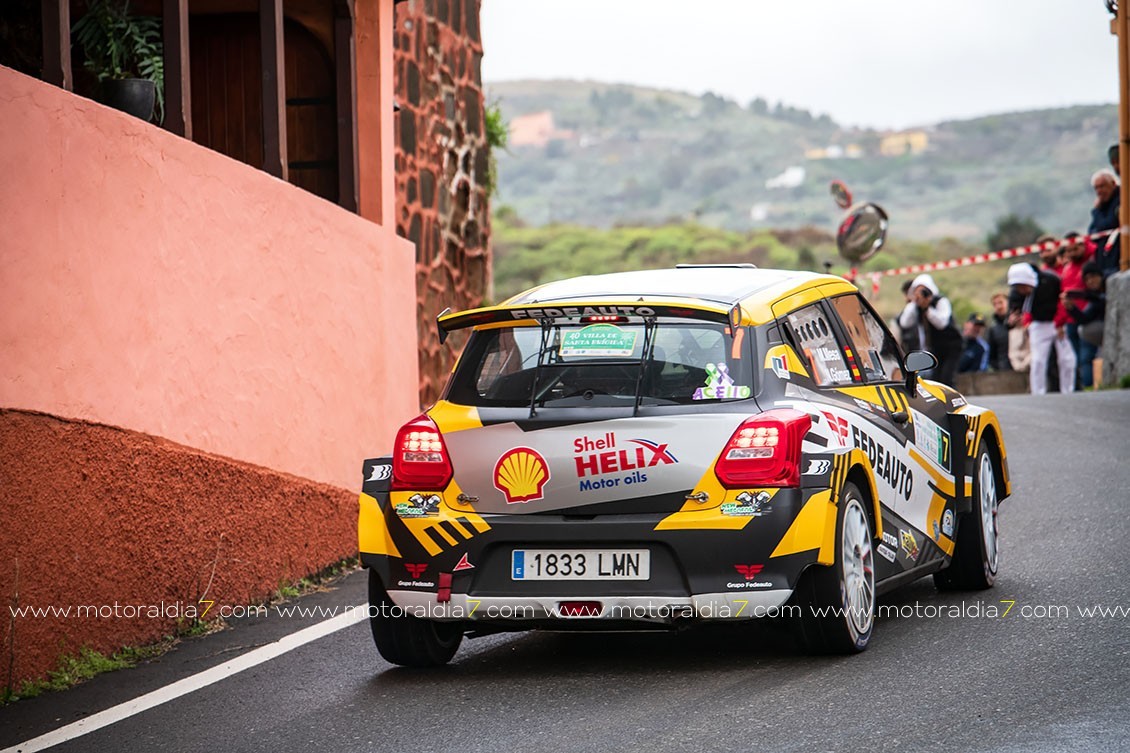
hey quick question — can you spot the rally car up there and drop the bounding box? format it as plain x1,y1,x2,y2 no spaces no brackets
358,264,1010,666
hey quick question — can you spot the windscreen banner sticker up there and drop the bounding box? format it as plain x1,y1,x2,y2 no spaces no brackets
910,408,951,468
559,323,637,357
692,362,752,400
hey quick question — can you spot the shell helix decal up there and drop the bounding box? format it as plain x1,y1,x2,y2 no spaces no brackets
493,447,551,504
573,432,678,492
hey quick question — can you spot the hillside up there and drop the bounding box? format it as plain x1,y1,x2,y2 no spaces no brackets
487,79,1117,242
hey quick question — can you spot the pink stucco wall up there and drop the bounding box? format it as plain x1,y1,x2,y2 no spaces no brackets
0,65,419,490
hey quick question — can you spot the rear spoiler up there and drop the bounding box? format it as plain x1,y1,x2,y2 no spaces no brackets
436,301,743,344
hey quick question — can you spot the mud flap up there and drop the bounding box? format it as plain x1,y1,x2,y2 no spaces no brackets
946,414,972,515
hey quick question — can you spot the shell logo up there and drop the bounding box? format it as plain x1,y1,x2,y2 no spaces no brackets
493,447,550,504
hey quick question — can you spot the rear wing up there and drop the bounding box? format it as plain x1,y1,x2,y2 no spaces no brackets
436,300,742,344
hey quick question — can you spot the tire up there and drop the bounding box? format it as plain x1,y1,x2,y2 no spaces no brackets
792,481,876,654
934,444,999,590
368,569,463,667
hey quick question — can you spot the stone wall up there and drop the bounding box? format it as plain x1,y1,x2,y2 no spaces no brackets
394,0,491,407
1100,271,1130,387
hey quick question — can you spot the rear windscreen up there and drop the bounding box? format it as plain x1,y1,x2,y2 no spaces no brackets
445,320,754,409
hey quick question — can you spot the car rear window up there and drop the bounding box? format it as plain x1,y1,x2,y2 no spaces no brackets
446,320,753,408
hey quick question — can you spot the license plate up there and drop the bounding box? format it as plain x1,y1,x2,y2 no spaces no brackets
511,549,650,581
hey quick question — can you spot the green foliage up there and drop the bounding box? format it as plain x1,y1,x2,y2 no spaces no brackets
3,646,132,704
72,0,164,122
483,101,508,198
987,214,1045,252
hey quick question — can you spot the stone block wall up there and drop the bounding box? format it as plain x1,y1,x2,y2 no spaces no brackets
394,0,491,407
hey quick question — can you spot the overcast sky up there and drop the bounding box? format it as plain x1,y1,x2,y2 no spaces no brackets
480,1,1120,130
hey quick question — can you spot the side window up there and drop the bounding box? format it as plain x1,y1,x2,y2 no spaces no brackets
830,294,904,383
785,305,854,387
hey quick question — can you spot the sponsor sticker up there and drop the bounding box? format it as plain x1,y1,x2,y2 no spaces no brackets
509,305,657,320
733,564,764,580
720,490,773,517
395,493,441,518
942,509,955,537
494,447,551,504
367,464,391,482
453,553,475,572
771,353,791,381
573,433,677,492
910,408,952,468
821,411,850,447
876,544,897,563
803,459,831,476
692,362,752,400
900,529,920,561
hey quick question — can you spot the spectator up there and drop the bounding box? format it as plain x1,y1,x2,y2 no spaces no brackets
958,314,990,373
1109,143,1120,177
897,279,922,355
1007,262,1076,395
986,293,1013,371
1058,231,1092,380
1064,261,1107,389
1036,234,1063,275
1088,168,1122,278
898,273,962,387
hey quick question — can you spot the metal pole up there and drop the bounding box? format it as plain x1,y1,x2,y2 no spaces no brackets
1119,3,1130,270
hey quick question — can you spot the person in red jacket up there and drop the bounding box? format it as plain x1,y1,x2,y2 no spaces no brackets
1007,262,1076,395
1058,232,1093,384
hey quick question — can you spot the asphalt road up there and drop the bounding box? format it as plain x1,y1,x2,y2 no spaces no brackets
2,391,1129,753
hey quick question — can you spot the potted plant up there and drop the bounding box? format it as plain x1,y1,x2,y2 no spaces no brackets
72,0,164,122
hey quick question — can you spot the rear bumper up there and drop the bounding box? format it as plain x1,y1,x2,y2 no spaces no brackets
383,589,794,625
360,473,826,624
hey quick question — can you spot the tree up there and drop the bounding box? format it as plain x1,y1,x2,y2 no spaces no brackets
986,214,1045,252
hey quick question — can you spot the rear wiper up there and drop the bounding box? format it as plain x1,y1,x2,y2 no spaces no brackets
632,316,658,416
528,319,555,418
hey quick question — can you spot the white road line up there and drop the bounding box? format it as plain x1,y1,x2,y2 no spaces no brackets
2,605,369,753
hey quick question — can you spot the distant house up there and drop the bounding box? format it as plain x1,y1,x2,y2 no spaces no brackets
805,144,863,160
509,110,575,147
765,166,806,189
880,130,929,156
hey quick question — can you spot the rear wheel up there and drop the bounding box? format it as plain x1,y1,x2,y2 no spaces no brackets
368,569,463,667
792,482,875,654
934,444,999,590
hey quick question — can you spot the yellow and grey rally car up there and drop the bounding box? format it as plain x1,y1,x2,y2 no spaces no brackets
358,264,1010,666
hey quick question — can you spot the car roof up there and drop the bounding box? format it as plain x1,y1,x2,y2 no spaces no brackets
437,266,858,339
505,266,850,310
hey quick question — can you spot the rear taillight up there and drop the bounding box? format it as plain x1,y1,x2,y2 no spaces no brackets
714,409,812,488
391,414,453,490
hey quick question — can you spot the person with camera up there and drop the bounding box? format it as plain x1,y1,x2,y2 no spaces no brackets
897,273,962,387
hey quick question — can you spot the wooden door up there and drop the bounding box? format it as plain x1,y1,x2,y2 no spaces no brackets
189,14,338,203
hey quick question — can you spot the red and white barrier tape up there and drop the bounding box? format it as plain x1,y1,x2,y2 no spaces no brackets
875,229,1116,278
